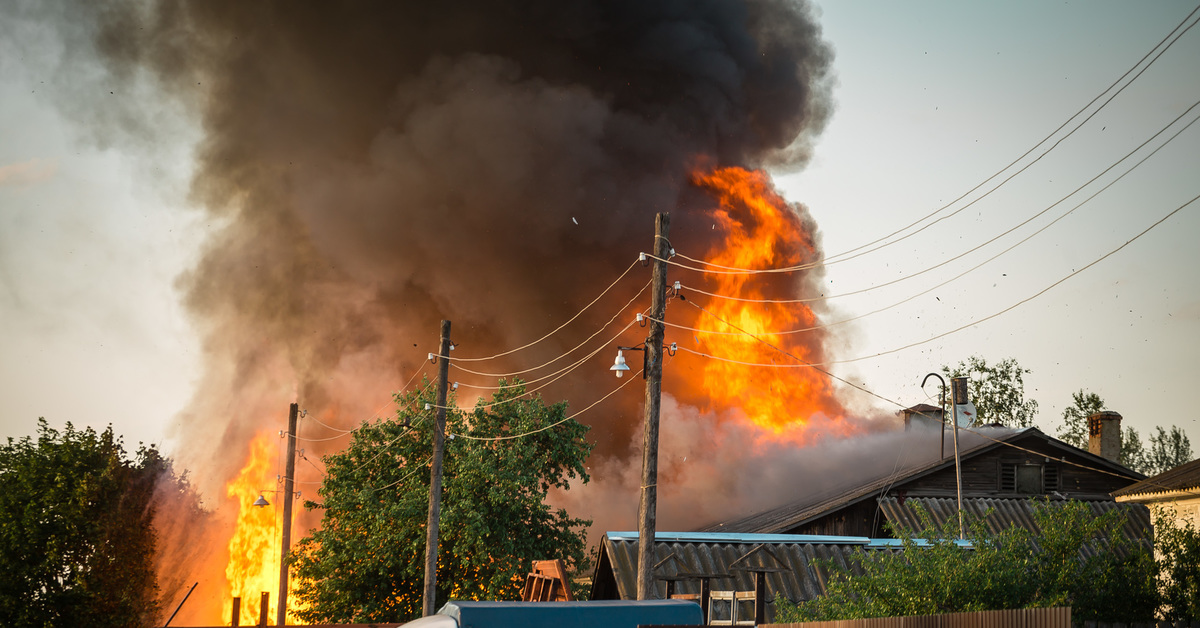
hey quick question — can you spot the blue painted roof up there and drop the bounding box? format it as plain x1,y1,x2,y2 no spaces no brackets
606,531,974,547
606,531,872,545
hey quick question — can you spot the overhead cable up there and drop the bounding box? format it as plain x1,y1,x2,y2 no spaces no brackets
449,367,645,442
447,258,641,363
668,6,1200,277
672,189,1199,368
676,100,1200,316
444,285,648,378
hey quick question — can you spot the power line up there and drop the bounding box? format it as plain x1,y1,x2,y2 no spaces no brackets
449,367,645,442
446,258,642,363
426,318,639,412
669,188,1199,369
666,5,1200,277
446,284,649,379
672,101,1200,322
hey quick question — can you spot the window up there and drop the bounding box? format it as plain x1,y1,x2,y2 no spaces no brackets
999,462,1058,494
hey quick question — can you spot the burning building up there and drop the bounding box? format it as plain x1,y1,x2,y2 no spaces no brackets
23,0,899,623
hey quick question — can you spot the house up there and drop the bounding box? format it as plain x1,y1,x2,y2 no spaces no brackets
590,531,915,623
591,415,1153,621
702,424,1145,538
1113,457,1200,530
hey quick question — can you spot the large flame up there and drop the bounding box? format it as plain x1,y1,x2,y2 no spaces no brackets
687,166,852,442
223,433,281,623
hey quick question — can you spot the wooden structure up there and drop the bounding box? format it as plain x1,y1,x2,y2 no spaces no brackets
705,428,1144,538
768,606,1072,628
521,559,574,602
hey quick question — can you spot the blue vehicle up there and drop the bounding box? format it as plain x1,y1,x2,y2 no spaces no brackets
401,599,703,628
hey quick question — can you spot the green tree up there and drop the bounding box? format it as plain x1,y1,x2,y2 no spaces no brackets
777,500,1158,623
1057,389,1104,449
1154,514,1200,622
290,379,593,624
1121,426,1148,472
942,356,1039,428
0,419,168,628
1143,426,1192,476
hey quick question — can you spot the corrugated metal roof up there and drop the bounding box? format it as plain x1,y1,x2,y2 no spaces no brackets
595,533,881,608
703,428,1143,535
878,496,1151,558
1112,457,1200,498
606,531,871,545
702,429,1036,534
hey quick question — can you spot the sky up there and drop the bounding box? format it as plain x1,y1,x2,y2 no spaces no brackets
2,1,1198,460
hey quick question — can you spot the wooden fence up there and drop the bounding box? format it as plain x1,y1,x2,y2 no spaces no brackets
768,606,1072,628
1081,622,1200,628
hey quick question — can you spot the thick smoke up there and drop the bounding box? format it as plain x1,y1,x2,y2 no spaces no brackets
21,0,847,620
58,0,837,476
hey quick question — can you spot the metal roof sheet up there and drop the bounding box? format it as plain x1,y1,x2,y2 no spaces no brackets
1112,457,1200,498
877,496,1151,558
605,531,871,545
595,533,880,610
702,428,1143,535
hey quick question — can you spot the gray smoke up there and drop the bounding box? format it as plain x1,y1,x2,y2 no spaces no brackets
11,0,845,619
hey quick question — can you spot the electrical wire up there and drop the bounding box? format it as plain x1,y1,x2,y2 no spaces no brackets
449,367,645,441
667,5,1200,277
673,300,906,411
425,317,639,412
955,424,1200,498
670,103,1200,339
447,258,642,362
667,188,1200,374
657,87,1200,290
672,190,1199,370
439,280,648,379
368,455,434,493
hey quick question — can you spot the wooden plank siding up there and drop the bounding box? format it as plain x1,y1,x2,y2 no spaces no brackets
887,433,1134,499
768,606,1072,628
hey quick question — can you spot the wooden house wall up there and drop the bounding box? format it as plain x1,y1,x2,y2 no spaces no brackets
784,500,884,537
890,436,1138,498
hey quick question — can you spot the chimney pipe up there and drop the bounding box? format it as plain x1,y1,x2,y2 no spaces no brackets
1087,411,1122,462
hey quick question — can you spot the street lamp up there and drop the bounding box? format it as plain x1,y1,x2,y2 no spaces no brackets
610,344,677,379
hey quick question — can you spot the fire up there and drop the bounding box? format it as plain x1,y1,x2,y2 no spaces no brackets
223,433,281,623
687,166,852,441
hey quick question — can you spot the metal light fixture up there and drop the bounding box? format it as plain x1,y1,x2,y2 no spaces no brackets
253,494,270,507
610,350,631,377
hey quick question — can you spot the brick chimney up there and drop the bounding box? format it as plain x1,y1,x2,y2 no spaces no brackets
1088,411,1122,462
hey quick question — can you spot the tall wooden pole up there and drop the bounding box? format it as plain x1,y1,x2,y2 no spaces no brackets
277,403,298,626
950,376,967,540
422,320,452,616
636,212,670,600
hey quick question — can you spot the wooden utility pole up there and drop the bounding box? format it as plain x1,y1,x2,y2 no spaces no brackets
422,320,452,616
277,403,298,626
637,212,670,600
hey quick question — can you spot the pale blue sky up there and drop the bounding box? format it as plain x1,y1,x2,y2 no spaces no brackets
1,1,1197,455
778,1,1200,440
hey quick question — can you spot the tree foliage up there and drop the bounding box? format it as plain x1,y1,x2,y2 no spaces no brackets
943,356,1039,428
1057,389,1104,449
0,419,172,628
1057,390,1192,475
290,379,593,624
1154,514,1200,622
1142,426,1193,477
777,500,1158,623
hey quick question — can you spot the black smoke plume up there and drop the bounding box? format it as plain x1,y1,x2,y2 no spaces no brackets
16,0,843,619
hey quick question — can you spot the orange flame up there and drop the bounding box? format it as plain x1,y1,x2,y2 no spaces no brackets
223,433,281,623
686,166,852,442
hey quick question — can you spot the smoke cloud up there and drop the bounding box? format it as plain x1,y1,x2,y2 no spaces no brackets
16,0,856,620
